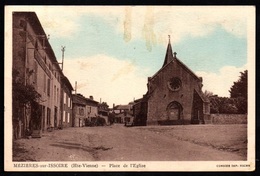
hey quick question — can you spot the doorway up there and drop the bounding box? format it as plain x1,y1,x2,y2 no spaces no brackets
54,106,57,128
42,106,45,131
167,101,183,120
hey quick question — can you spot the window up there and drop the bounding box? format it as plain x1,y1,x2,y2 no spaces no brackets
63,111,66,122
68,97,70,107
54,85,56,101
64,92,66,104
66,93,68,105
79,107,84,116
43,74,46,92
42,106,45,129
57,88,59,103
33,60,38,85
167,77,182,91
68,113,70,123
47,79,50,96
47,108,51,125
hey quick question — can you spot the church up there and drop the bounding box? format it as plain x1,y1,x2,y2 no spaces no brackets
133,36,210,125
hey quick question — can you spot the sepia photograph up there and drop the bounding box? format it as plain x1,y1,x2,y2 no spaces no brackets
4,6,255,171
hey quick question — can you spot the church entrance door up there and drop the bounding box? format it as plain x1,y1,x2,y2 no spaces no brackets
169,108,179,120
167,101,183,120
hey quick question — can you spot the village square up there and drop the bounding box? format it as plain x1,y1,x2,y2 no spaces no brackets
11,10,249,162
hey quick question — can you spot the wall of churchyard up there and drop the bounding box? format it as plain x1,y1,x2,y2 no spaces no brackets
204,114,247,124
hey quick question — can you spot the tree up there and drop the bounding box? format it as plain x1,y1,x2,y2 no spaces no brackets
229,70,247,114
208,71,248,114
12,69,41,105
203,90,214,98
209,96,238,114
229,70,247,99
12,69,42,135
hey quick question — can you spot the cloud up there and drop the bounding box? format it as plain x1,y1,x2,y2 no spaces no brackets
61,55,148,107
111,6,249,46
8,6,82,38
162,7,246,42
11,6,249,43
196,64,247,97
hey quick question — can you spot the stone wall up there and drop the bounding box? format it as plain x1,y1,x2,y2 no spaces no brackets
204,114,247,124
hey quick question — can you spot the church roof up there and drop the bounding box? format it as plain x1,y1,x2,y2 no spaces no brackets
175,58,201,81
150,37,201,81
194,89,210,103
162,37,174,67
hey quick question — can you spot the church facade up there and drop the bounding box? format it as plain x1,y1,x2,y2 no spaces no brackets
133,38,210,125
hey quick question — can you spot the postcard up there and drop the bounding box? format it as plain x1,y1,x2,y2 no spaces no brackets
5,6,255,171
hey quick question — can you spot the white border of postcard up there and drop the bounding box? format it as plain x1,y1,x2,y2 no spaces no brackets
4,5,256,171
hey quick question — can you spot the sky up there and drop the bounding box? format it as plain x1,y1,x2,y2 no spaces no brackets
9,6,254,107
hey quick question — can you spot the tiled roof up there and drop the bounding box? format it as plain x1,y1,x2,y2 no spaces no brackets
114,105,131,110
85,98,99,104
72,94,86,105
61,76,73,91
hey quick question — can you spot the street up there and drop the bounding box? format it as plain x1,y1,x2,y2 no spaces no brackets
13,124,247,161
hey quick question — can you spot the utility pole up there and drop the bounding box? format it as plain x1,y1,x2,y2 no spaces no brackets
61,46,65,71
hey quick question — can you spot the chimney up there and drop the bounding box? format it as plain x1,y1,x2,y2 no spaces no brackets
89,96,93,100
75,81,77,94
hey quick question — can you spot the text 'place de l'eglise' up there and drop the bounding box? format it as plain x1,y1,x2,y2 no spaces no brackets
12,11,212,139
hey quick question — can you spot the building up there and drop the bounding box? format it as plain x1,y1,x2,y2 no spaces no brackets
112,104,133,123
12,12,74,138
98,102,110,125
60,76,73,128
133,96,148,126
13,12,74,138
72,94,87,127
134,37,210,125
85,96,99,123
72,94,101,127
